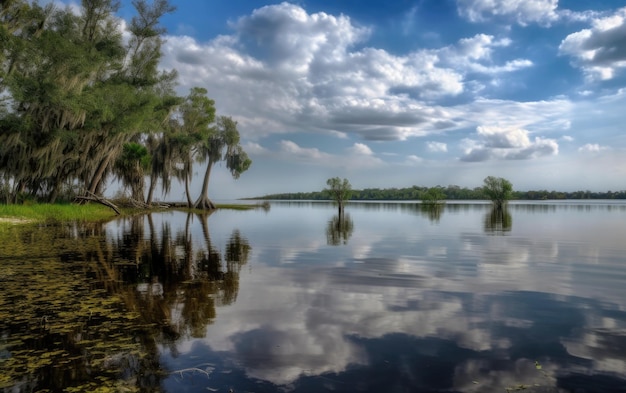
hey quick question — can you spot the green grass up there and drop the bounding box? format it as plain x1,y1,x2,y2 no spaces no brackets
0,203,118,224
0,201,268,228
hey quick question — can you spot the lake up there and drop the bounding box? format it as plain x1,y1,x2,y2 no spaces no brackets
1,201,626,392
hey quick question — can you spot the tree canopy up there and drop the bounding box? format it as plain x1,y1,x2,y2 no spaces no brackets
325,177,352,216
0,1,250,208
482,176,513,208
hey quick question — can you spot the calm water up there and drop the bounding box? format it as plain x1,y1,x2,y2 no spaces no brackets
2,201,626,392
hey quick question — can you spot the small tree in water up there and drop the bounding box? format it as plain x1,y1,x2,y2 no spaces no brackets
420,187,446,205
482,176,513,209
325,177,352,217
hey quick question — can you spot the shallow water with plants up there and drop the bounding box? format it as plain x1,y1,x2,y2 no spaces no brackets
1,201,626,392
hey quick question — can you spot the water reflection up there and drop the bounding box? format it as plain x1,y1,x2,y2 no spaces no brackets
484,206,513,234
420,203,444,222
0,212,250,392
326,213,354,245
3,202,626,393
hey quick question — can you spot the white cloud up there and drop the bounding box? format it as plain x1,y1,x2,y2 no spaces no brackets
279,140,327,160
243,142,269,155
559,7,626,81
457,0,559,26
461,126,559,162
478,125,531,148
427,141,448,153
347,142,374,156
263,140,386,169
160,3,536,143
437,34,533,75
578,143,608,152
405,155,424,165
459,97,574,133
456,0,598,26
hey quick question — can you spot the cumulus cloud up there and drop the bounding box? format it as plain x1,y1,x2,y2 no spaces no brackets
559,7,626,81
437,34,533,75
460,126,559,162
160,3,536,142
279,140,327,160
347,142,374,155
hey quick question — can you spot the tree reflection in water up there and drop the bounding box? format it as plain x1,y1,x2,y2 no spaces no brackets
114,212,251,340
0,212,250,392
484,206,512,234
420,203,444,223
326,213,354,245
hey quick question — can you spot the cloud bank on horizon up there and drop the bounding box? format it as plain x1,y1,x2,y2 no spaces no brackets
144,0,626,197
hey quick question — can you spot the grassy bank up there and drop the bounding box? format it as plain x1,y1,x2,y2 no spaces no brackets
0,201,269,227
0,203,118,225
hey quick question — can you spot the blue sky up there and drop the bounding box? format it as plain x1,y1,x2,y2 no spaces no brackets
118,0,626,198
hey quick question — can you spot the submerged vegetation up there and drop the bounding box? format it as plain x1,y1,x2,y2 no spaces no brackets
0,213,251,391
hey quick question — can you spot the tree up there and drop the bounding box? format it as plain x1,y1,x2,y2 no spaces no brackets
167,87,216,207
194,116,251,210
0,0,176,202
113,142,150,202
325,177,352,216
420,187,446,205
482,176,513,209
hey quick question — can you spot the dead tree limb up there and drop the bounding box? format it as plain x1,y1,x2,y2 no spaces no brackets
74,191,121,215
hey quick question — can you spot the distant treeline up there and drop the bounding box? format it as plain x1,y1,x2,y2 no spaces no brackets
251,185,626,201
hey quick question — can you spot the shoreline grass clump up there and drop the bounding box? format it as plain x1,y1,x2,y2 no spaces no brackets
0,203,118,224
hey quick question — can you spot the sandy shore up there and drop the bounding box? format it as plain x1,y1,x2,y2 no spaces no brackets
0,217,32,224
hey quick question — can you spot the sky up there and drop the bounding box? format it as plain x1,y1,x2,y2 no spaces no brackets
120,0,626,199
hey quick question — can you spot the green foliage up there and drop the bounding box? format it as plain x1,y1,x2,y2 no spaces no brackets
482,176,513,208
194,115,252,209
0,0,176,201
325,177,352,215
254,185,626,201
326,213,354,245
420,187,446,205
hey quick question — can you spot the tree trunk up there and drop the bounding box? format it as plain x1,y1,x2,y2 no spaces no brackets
87,153,113,195
48,176,62,204
194,160,216,210
184,172,193,208
146,173,157,205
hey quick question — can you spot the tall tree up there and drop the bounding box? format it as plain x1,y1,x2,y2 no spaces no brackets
145,85,182,205
194,116,251,210
113,142,150,202
482,176,513,209
169,87,216,207
325,177,352,217
0,0,176,202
